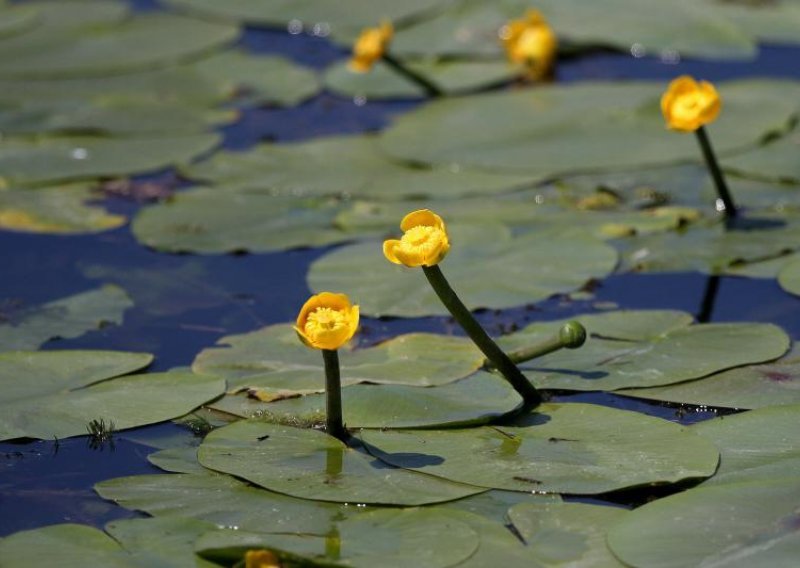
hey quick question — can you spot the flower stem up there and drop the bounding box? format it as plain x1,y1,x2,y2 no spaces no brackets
695,126,737,219
381,53,443,98
322,349,347,441
422,265,541,406
503,321,586,365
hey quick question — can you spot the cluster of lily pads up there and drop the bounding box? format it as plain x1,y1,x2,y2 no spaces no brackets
2,0,800,566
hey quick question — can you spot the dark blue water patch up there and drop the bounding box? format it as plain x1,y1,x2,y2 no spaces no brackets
558,43,800,82
240,26,347,70
0,437,156,537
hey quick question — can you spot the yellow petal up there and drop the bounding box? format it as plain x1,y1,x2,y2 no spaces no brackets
383,239,403,265
400,209,444,231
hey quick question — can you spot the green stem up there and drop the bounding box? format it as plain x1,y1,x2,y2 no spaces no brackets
695,126,737,219
503,321,586,365
422,265,541,406
322,349,347,441
381,53,443,98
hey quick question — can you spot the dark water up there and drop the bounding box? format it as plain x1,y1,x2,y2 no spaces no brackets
2,0,800,537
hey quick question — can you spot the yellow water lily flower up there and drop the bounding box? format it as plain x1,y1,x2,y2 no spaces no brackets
245,549,281,568
383,209,450,267
295,292,359,350
500,10,557,79
348,21,393,73
661,76,721,132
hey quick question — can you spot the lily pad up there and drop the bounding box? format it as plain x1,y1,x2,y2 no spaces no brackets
181,135,537,200
607,478,800,568
0,133,219,186
0,285,132,351
724,127,800,184
702,0,800,45
197,420,485,505
507,501,629,567
497,310,790,391
0,13,239,78
324,59,519,99
779,257,800,296
0,4,38,40
0,517,217,568
192,323,483,394
0,351,226,440
209,372,522,429
96,472,349,535
308,224,618,317
196,508,479,568
379,80,800,176
617,353,800,409
192,50,320,107
132,190,356,254
361,403,719,494
0,186,125,234
693,404,800,485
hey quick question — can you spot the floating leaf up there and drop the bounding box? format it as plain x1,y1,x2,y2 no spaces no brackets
724,128,800,184
0,285,132,351
497,310,790,391
779,257,800,297
0,133,219,186
704,0,800,45
198,421,484,505
192,50,320,107
507,501,629,567
196,508,479,568
308,224,618,317
210,372,522,429
0,4,38,40
96,472,349,535
0,185,125,234
379,80,800,176
192,323,483,394
324,59,518,99
0,351,226,441
607,479,800,568
361,403,719,494
693,404,800,485
182,135,537,200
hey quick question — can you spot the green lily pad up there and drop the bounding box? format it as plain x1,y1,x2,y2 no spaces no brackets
162,0,448,32
0,285,132,351
0,351,226,441
132,190,355,254
497,310,790,391
196,508,479,568
197,421,485,505
324,59,519,99
0,517,217,568
361,403,719,495
379,80,800,176
308,224,618,317
0,13,239,78
693,404,800,485
192,323,483,394
0,186,126,234
192,50,320,106
385,0,755,60
724,128,800,184
507,501,629,567
96,472,350,535
147,447,205,474
0,133,219,186
210,372,522,429
702,0,800,45
181,135,537,200
0,4,38,40
726,252,800,279
617,353,800,410
779,257,800,296
607,478,800,568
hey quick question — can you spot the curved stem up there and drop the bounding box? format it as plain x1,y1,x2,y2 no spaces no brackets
695,126,737,219
322,349,347,441
503,321,586,365
381,53,443,98
422,265,541,406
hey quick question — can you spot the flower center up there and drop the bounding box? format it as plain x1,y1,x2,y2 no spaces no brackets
305,307,347,336
677,93,705,113
402,225,441,249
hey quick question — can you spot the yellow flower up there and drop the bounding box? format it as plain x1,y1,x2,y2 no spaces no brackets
348,21,393,73
383,209,450,267
661,76,721,132
500,10,557,79
245,549,280,568
295,292,359,350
